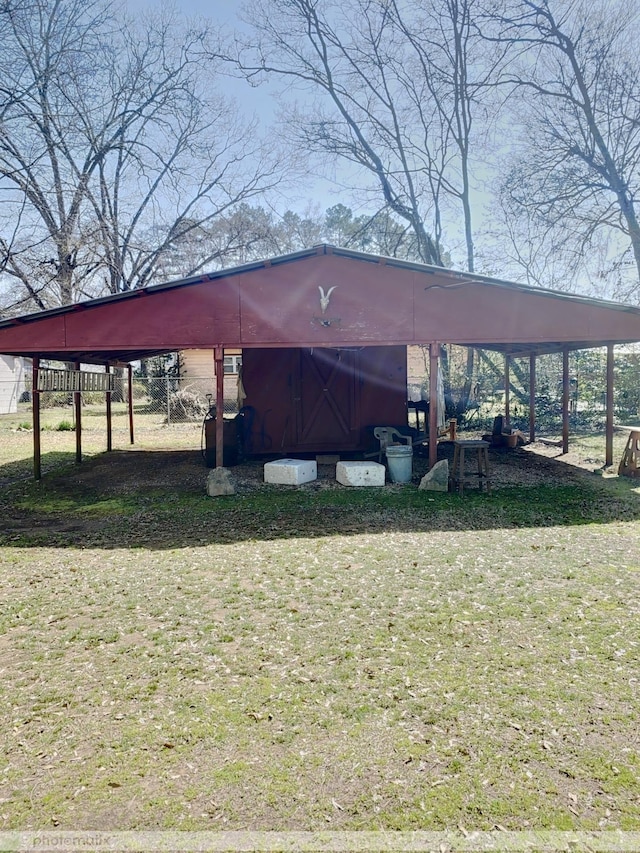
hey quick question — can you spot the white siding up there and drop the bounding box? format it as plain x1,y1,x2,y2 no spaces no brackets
179,349,241,402
0,355,27,414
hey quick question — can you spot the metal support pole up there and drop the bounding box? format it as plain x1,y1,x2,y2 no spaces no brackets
32,357,41,480
606,345,614,467
105,364,112,452
128,364,135,445
214,346,225,468
504,355,511,428
428,342,440,470
529,353,536,444
562,349,570,454
166,376,171,425
74,360,82,464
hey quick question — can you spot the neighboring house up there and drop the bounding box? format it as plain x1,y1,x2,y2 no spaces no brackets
407,345,429,400
179,349,242,408
0,355,29,414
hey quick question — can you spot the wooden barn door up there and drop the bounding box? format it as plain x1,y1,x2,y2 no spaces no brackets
293,348,360,450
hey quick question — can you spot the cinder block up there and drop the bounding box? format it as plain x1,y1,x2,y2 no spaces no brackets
264,458,317,485
336,460,385,487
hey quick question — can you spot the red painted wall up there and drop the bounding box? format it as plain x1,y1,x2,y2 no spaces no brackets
4,253,640,359
241,346,408,455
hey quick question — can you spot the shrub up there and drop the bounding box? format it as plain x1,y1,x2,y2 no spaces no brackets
131,381,148,400
81,392,105,406
40,392,73,408
166,387,208,423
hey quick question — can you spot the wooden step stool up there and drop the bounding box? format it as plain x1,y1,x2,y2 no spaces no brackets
449,439,491,494
618,430,640,477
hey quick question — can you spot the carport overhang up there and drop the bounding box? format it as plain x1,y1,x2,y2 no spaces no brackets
1,244,639,475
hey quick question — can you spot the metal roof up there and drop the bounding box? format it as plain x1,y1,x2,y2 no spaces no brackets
1,244,639,364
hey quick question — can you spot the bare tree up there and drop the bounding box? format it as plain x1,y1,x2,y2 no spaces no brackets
87,9,282,294
236,0,504,275
385,0,507,410
484,0,640,298
387,0,507,274
0,0,116,308
0,0,281,314
237,0,447,264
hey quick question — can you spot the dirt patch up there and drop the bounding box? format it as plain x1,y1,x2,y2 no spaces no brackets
523,439,618,475
36,441,595,498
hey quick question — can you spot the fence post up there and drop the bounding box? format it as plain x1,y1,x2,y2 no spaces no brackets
32,357,41,480
166,376,171,425
529,353,536,444
606,345,614,467
128,365,135,445
106,364,112,452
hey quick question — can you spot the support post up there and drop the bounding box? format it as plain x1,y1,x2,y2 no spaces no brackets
562,349,570,454
606,345,614,467
128,364,135,445
529,353,536,444
504,355,511,429
74,360,82,464
428,342,440,470
214,346,225,468
105,364,112,452
32,357,41,480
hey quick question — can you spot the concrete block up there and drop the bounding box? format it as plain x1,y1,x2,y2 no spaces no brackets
336,460,385,487
264,458,317,485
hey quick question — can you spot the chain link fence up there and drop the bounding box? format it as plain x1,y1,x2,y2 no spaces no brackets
0,375,240,428
412,345,640,434
130,375,240,423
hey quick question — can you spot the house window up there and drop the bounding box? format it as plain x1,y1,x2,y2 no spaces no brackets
223,355,242,375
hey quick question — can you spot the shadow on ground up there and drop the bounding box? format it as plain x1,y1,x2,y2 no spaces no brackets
1,446,640,549
0,450,83,487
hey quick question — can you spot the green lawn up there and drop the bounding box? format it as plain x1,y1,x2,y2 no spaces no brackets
0,437,639,832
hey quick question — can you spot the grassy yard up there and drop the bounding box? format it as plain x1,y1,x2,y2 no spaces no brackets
0,404,203,485
0,415,639,833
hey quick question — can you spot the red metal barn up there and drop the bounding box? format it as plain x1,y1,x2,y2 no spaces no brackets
2,244,640,477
